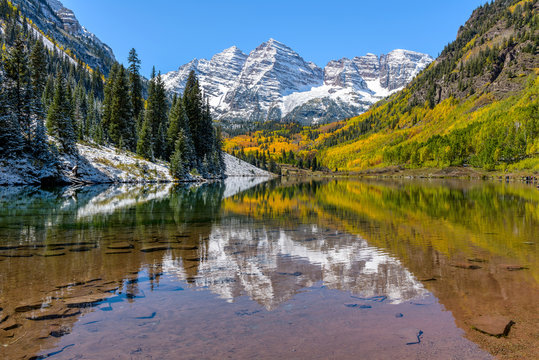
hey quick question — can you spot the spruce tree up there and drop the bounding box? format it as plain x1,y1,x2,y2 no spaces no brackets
29,39,48,155
183,70,204,160
166,94,180,159
46,72,76,153
101,63,119,140
109,65,134,150
0,61,24,156
137,117,153,160
42,75,54,111
4,34,31,147
127,48,143,121
213,126,226,177
170,130,189,179
73,81,88,141
144,68,168,159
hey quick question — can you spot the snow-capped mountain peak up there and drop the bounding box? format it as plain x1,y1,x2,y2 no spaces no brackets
162,40,433,125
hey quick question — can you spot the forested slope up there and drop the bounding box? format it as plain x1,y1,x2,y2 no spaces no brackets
319,0,538,172
224,0,538,174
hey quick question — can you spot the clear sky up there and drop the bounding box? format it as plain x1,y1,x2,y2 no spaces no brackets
62,0,487,78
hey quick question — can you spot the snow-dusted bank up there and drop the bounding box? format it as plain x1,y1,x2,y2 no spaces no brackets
223,153,273,177
0,143,274,186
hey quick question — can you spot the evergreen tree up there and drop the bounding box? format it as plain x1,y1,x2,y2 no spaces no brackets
212,126,225,177
183,70,204,160
127,48,143,121
29,39,48,155
143,68,168,159
46,72,76,153
179,71,225,177
86,91,95,138
137,117,153,160
42,75,54,111
109,65,134,150
101,63,119,139
4,33,32,147
170,130,189,179
0,60,24,156
166,94,182,159
73,81,88,140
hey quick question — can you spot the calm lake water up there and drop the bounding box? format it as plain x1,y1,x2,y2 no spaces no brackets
0,178,537,359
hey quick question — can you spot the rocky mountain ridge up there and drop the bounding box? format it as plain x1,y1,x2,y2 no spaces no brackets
10,0,116,74
162,39,433,126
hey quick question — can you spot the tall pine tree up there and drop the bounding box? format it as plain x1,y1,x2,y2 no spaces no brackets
4,32,32,148
127,48,143,122
0,56,24,156
29,38,48,156
109,65,135,150
141,68,168,159
46,72,76,153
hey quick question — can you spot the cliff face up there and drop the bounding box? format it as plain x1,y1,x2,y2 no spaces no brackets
162,39,433,125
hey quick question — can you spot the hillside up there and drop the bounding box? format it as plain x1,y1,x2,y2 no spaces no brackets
8,0,116,74
224,0,538,173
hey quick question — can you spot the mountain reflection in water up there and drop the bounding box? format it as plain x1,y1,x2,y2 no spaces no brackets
0,178,537,359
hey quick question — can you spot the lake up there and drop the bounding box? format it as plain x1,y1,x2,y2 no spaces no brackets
0,178,537,359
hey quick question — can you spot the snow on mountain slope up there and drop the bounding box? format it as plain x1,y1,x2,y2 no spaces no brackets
163,40,433,126
11,0,116,74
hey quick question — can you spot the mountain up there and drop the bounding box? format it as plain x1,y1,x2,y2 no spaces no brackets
162,39,433,126
9,0,116,74
224,0,538,173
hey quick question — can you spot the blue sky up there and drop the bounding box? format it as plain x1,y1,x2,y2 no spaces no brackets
63,0,486,77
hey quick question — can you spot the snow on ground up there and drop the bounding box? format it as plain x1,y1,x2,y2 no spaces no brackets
74,143,175,183
0,143,175,185
1,143,272,186
0,154,54,186
223,152,275,177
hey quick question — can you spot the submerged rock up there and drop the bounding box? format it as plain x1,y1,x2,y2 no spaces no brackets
50,325,71,338
38,250,66,257
0,252,34,258
64,294,109,308
69,246,94,252
15,303,47,312
107,242,134,250
140,246,169,253
105,250,132,255
501,264,528,271
175,245,198,250
471,315,516,337
452,263,481,270
26,308,80,321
